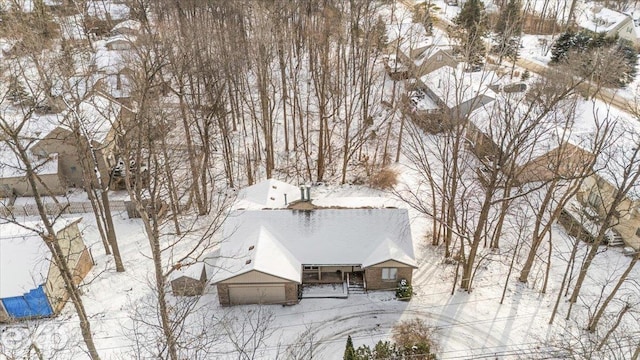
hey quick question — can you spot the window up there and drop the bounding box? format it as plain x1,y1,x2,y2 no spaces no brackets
303,266,319,271
636,227,640,237
382,268,397,280
436,54,443,61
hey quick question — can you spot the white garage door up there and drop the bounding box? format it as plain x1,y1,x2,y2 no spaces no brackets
228,284,286,305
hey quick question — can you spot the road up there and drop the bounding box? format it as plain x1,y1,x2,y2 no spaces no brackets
395,0,636,114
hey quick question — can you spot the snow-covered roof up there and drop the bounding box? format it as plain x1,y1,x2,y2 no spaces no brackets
0,217,82,298
112,20,141,33
386,22,430,57
420,65,497,109
233,179,303,210
86,0,130,21
469,92,589,166
105,35,135,47
212,208,416,283
0,151,59,179
169,262,205,281
76,95,121,144
577,6,631,33
469,95,640,195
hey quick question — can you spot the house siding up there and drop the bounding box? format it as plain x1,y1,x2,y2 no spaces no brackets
0,172,65,197
44,221,93,314
171,277,205,296
33,127,111,190
365,263,414,291
216,283,298,306
516,144,595,183
578,175,640,250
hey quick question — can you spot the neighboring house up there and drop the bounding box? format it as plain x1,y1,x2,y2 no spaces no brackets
411,46,459,77
0,95,121,197
576,5,640,47
105,35,135,51
213,181,416,306
406,65,496,133
170,263,208,296
570,117,640,250
94,67,134,102
32,95,121,190
465,94,595,184
0,218,93,322
574,174,640,250
111,19,141,36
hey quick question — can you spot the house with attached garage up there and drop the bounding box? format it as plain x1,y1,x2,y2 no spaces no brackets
212,182,416,306
0,217,93,322
576,5,640,48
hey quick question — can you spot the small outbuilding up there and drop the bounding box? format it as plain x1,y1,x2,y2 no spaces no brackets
170,263,208,296
0,218,93,322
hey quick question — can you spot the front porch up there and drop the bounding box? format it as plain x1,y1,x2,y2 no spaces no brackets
300,266,366,299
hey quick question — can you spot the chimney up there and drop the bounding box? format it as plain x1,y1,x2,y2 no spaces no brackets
305,185,311,201
300,186,306,201
284,193,288,205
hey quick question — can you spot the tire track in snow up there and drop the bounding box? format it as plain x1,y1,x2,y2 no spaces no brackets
293,306,510,358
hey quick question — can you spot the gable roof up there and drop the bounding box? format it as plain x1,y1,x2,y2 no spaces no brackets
233,178,302,210
577,6,632,34
212,208,415,283
420,65,497,110
0,217,82,298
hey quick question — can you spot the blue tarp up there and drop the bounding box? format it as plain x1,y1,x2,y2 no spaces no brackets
1,285,53,319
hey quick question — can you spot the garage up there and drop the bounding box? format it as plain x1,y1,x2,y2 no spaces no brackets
228,284,286,305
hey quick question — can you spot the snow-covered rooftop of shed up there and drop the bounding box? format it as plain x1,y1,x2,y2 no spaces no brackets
233,179,303,210
0,217,82,298
169,262,205,281
577,6,631,33
212,208,415,283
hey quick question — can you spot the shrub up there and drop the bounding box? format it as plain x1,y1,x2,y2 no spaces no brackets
396,279,413,301
392,319,438,359
369,167,398,190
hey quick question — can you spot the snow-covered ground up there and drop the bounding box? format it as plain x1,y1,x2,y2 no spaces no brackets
1,180,638,359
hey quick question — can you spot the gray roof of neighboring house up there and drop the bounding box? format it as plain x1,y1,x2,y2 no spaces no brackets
212,208,416,283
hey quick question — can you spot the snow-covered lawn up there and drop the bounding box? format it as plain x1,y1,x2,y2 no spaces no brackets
1,181,637,359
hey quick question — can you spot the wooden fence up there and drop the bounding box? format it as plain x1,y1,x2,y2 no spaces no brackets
0,200,127,218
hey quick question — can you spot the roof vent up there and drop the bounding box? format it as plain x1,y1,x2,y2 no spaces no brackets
248,245,255,251
270,197,275,201
245,259,252,265
272,185,277,189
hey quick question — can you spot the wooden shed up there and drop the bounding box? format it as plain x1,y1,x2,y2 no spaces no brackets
170,263,208,296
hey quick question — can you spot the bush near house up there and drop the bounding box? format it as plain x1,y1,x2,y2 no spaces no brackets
396,278,413,301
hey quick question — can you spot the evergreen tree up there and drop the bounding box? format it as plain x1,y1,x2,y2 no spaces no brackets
413,1,439,35
493,0,522,62
344,335,357,360
453,0,488,67
550,30,638,87
550,31,575,63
